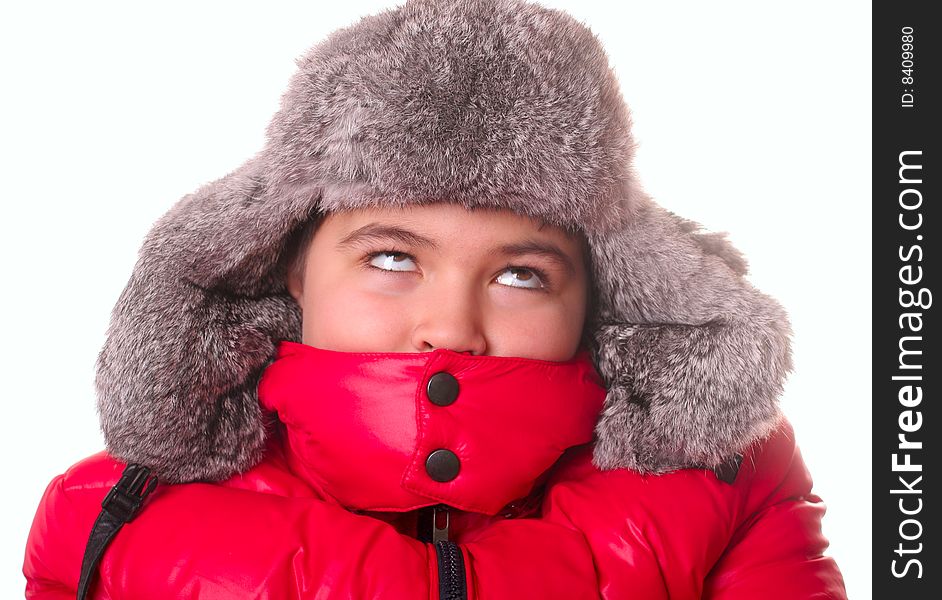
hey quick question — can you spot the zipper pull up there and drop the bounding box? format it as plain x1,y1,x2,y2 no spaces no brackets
431,504,450,543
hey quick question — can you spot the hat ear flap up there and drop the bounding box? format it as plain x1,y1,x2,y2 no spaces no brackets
95,157,312,483
587,198,793,473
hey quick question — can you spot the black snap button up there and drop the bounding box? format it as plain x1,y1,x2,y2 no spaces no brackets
425,449,461,482
426,371,460,406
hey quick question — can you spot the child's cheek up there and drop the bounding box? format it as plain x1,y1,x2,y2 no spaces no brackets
310,286,411,350
486,300,585,361
358,274,419,297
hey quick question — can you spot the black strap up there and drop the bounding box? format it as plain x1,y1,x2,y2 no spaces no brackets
712,453,745,484
76,463,158,600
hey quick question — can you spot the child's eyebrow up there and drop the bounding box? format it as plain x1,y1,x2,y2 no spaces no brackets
336,223,576,275
337,223,441,251
499,239,576,275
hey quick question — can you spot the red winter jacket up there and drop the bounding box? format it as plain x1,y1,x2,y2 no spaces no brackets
24,341,847,599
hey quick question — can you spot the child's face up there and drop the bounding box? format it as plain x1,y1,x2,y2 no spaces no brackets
286,203,590,361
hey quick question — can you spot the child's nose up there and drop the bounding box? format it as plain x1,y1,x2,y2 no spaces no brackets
410,287,487,355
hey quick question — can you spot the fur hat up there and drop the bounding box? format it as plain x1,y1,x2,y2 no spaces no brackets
96,0,792,484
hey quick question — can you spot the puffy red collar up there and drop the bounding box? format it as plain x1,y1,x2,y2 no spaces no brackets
257,341,607,515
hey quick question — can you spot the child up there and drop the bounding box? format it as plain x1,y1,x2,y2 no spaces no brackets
23,0,848,598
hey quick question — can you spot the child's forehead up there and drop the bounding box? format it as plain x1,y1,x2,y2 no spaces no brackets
323,203,576,240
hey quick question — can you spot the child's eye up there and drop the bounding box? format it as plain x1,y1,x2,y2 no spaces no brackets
365,251,549,292
495,267,546,291
367,251,418,272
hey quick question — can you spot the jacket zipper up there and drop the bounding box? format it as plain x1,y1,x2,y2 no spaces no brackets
431,503,450,543
435,538,467,600
425,504,466,599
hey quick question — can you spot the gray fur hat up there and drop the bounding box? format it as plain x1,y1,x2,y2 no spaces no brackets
96,0,792,484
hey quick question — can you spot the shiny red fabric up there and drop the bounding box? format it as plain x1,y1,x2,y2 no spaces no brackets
23,342,847,599
258,341,606,516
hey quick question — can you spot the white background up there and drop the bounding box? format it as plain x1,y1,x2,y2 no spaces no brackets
1,1,870,598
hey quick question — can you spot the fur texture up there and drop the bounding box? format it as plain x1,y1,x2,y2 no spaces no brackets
96,0,792,483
